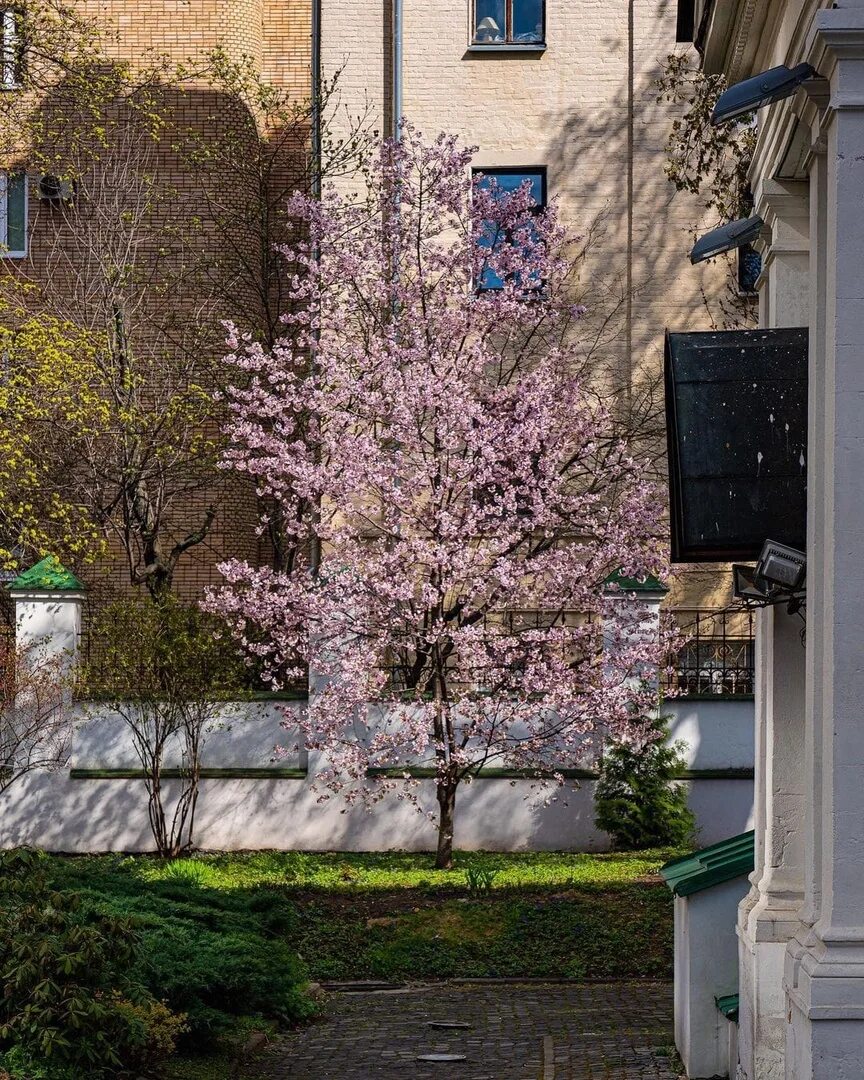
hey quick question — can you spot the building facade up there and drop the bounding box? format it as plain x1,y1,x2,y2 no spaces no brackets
0,0,313,609
679,0,864,1076
321,0,743,612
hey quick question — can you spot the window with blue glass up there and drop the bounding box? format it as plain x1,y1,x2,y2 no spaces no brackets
738,243,761,294
473,0,545,45
0,172,26,257
473,167,546,290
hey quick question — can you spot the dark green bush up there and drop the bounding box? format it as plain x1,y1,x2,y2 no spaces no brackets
47,861,315,1047
594,715,696,850
0,849,186,1079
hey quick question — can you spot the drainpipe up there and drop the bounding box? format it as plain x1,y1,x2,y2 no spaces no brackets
309,0,322,577
392,0,403,139
311,0,322,197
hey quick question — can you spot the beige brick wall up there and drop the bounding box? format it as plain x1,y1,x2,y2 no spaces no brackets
3,1,313,605
321,0,740,609
79,0,311,97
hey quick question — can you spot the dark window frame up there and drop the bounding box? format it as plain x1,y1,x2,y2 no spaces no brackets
471,0,546,47
0,8,22,89
472,166,547,292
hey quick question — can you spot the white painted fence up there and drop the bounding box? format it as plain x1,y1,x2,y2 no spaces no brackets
0,577,754,853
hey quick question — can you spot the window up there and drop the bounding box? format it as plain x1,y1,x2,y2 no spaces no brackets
1,9,21,89
737,243,761,295
473,166,546,290
473,0,544,45
0,172,26,256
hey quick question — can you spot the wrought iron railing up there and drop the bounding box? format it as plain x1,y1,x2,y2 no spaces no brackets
75,595,308,699
383,609,596,694
666,608,755,697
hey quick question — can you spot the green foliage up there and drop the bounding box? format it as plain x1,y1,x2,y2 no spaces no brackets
594,715,696,851
465,865,499,893
160,858,217,887
46,857,316,1047
286,885,671,982
0,849,186,1078
81,594,250,702
45,850,674,987
131,847,669,891
656,53,756,223
110,996,188,1070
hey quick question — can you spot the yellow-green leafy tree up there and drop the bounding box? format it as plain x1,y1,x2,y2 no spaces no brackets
0,1,371,595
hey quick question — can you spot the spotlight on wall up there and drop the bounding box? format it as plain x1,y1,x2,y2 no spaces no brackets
732,563,769,604
712,63,822,125
733,540,806,611
690,215,764,264
756,539,806,593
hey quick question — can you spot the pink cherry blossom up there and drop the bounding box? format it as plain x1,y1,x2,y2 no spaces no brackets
208,126,671,868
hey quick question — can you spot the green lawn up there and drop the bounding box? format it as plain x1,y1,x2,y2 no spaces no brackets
49,849,678,986
1,849,681,1079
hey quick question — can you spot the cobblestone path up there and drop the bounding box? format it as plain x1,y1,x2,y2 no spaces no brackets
254,981,679,1080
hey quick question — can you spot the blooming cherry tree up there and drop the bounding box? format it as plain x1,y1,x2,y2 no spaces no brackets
211,127,669,868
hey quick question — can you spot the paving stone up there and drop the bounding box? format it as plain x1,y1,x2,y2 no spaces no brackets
250,981,679,1079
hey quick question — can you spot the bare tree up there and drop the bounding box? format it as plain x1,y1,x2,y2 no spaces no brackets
80,595,248,857
0,640,72,796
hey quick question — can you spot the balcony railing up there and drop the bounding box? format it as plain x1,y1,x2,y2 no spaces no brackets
666,608,755,697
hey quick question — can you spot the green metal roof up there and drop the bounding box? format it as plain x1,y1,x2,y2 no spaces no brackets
715,993,740,1022
9,556,85,592
660,830,754,897
604,569,668,593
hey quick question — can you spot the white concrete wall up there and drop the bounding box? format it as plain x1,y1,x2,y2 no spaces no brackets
674,877,750,1080
0,696,753,852
667,697,755,771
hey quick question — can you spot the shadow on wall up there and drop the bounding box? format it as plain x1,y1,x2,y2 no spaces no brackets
0,767,752,853
537,19,749,497
0,769,604,853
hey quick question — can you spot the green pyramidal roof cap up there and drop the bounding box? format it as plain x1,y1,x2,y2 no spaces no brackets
660,830,754,896
605,569,668,593
715,993,740,1022
9,556,85,592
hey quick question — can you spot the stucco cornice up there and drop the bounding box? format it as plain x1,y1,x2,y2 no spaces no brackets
807,9,864,70
804,11,864,126
701,0,773,79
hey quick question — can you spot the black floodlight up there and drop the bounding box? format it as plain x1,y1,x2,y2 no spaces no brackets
690,215,764,265
755,539,806,592
712,63,819,125
665,327,808,562
732,563,769,603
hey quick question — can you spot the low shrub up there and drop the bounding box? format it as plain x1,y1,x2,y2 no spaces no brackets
465,865,498,893
110,996,189,1071
47,860,315,1047
0,849,187,1078
132,916,314,1044
594,714,696,851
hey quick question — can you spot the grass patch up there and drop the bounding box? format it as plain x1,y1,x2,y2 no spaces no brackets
46,849,678,990
134,848,673,891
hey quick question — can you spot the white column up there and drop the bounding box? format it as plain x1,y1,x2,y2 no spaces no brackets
785,13,864,1077
601,575,668,690
10,583,83,673
736,181,810,1080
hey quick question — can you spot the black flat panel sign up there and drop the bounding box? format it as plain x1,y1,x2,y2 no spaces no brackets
665,327,807,563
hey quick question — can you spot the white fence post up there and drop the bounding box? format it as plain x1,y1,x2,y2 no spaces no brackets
602,570,669,691
8,556,86,675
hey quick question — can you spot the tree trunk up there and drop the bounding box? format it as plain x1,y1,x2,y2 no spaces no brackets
435,778,457,870
143,557,173,603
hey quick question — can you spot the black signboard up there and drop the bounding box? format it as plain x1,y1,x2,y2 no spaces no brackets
665,327,807,563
